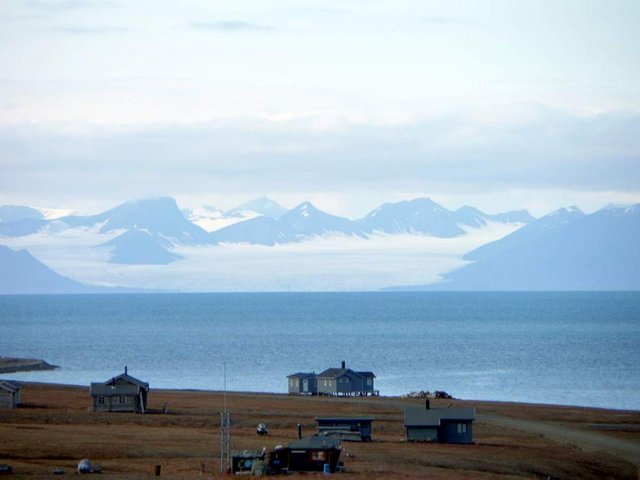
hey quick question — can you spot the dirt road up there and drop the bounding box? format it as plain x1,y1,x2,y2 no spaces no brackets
480,413,640,468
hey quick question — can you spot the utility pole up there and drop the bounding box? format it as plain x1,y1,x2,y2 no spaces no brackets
220,362,230,474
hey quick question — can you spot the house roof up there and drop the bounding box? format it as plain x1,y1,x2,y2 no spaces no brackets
90,371,149,396
0,380,21,393
288,434,341,450
287,372,316,379
404,407,475,427
317,366,376,379
105,372,149,389
317,368,359,379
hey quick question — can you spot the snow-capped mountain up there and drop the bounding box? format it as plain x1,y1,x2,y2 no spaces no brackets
434,204,640,290
60,197,211,245
278,202,366,238
184,205,245,233
358,198,533,237
185,197,287,232
226,197,287,219
0,197,211,245
210,202,366,245
209,216,283,246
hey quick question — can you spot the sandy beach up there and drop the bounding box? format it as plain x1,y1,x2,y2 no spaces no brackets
0,383,639,479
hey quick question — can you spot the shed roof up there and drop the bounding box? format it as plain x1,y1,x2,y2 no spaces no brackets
404,406,475,427
288,434,341,450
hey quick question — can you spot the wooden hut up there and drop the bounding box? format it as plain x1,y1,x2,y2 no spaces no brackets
0,380,21,409
90,367,149,413
404,402,475,444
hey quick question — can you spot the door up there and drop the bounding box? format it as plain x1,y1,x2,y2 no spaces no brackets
303,379,309,392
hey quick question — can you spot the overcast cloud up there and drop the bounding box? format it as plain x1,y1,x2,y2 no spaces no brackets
0,0,639,215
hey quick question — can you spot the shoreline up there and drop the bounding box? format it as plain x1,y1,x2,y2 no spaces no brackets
0,357,59,374
4,379,640,414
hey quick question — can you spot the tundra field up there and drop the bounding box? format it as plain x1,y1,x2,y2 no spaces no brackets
0,384,639,479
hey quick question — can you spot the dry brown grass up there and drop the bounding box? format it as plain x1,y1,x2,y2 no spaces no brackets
0,384,637,479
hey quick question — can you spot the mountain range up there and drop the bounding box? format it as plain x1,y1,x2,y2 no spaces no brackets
2,195,638,293
0,196,531,249
412,204,640,291
356,198,534,237
209,198,531,246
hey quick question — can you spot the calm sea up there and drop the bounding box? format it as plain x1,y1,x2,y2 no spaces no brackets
1,292,639,410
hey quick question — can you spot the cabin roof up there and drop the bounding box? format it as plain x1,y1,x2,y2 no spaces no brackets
90,371,149,396
104,372,149,389
0,380,21,393
288,434,341,450
404,407,475,427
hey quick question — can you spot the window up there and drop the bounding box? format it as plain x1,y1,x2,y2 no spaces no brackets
456,423,467,434
311,451,326,461
119,396,126,404
98,396,105,404
366,378,372,386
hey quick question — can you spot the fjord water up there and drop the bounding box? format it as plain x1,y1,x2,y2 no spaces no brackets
1,292,639,410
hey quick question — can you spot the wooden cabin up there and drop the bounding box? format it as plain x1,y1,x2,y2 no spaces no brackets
404,402,475,444
89,367,149,413
316,416,374,441
268,435,342,474
0,380,21,409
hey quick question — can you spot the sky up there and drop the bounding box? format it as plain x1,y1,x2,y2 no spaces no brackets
1,0,639,218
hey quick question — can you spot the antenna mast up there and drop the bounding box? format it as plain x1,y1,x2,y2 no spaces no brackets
220,362,231,474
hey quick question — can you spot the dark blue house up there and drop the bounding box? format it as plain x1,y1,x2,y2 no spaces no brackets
316,361,377,396
404,403,475,444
